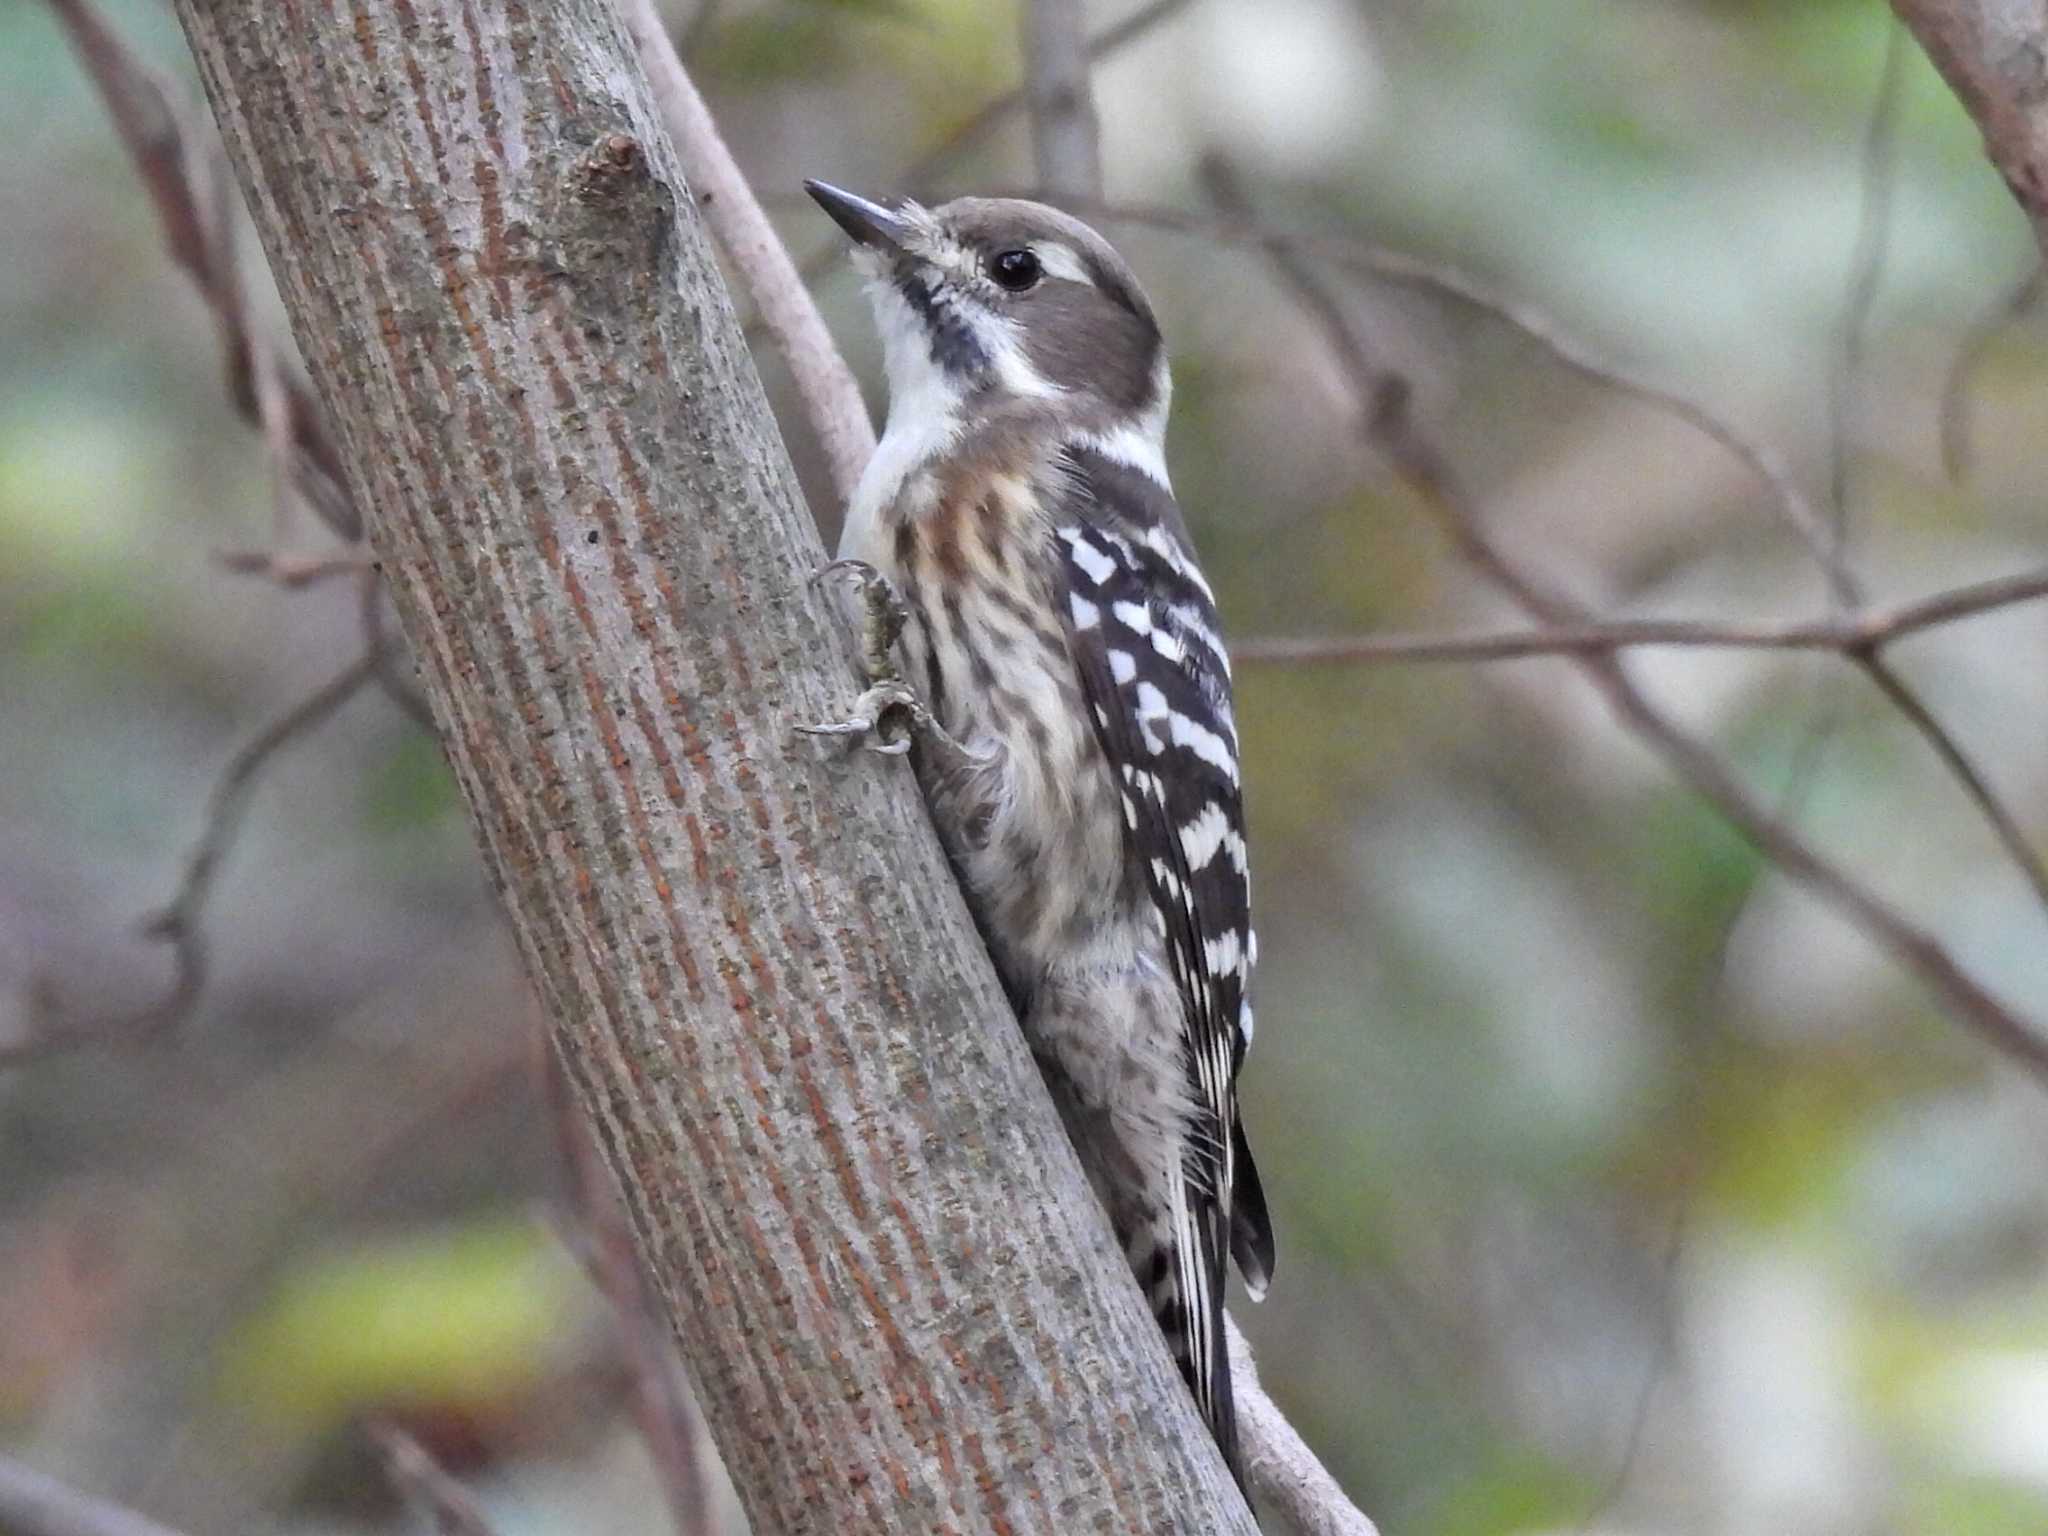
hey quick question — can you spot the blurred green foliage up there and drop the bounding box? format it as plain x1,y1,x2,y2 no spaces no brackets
215,1218,588,1441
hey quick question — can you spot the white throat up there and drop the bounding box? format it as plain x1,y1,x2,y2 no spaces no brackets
837,278,975,559
835,266,1174,558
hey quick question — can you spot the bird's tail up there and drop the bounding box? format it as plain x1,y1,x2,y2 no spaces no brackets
1137,1182,1246,1495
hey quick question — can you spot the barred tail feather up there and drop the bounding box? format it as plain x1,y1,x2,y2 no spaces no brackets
1230,1123,1275,1301
1140,1184,1247,1496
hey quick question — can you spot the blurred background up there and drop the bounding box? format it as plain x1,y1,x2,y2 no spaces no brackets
5,0,2048,1532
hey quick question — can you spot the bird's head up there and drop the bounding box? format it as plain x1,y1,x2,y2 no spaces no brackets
805,181,1169,453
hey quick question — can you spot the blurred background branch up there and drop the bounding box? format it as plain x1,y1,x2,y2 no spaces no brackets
621,0,874,510
1891,0,2048,259
43,0,356,543
1231,566,2048,664
1021,0,1102,202
154,0,1264,1530
1197,153,2048,1082
0,1455,191,1536
648,0,1384,1519
6,642,377,1064
365,1426,500,1536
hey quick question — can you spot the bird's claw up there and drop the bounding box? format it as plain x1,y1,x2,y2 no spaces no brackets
805,562,986,766
798,680,922,756
800,677,990,772
813,559,908,684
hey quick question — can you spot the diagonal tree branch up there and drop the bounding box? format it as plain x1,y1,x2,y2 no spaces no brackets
367,1425,502,1536
1232,567,2048,664
622,0,873,512
1228,1322,1380,1536
0,1456,191,1536
627,10,1380,1531
1075,178,2048,927
167,1,1256,1531
1891,0,2048,262
1204,158,2048,1085
47,0,356,542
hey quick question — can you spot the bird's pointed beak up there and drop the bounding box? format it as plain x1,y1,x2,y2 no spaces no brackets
805,179,910,255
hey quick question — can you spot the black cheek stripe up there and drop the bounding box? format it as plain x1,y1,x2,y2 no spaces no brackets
900,271,990,378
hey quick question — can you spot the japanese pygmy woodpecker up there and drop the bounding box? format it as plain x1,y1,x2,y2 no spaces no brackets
806,181,1273,1485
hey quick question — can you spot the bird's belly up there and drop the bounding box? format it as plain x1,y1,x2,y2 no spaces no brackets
908,602,1127,991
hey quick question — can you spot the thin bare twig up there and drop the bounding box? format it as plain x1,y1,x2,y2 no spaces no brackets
905,0,1190,198
1855,656,2048,910
1141,159,2048,926
46,0,357,541
1021,0,1102,201
1231,567,2048,664
1827,20,1908,591
0,1455,191,1536
6,651,376,1065
1206,158,2048,1083
1940,263,2045,482
622,0,876,511
138,650,376,982
367,1424,502,1536
248,276,303,549
779,0,1195,300
1818,34,2048,918
215,546,378,587
1227,1321,1381,1536
359,565,437,730
1044,194,1848,596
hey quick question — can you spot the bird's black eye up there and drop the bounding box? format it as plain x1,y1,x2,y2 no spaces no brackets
987,247,1042,292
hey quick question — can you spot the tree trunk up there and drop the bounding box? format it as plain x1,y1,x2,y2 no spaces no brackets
167,1,1257,1530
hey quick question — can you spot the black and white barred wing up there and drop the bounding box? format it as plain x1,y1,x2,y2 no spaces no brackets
1054,450,1274,1418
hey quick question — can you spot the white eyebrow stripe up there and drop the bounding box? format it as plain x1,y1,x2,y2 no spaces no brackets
1031,242,1095,285
1077,425,1173,494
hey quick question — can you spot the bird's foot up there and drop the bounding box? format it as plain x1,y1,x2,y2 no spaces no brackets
812,559,908,685
798,679,990,773
802,561,989,769
798,679,924,757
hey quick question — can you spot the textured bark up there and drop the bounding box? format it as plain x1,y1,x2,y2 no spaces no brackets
1892,0,2048,259
168,1,1255,1531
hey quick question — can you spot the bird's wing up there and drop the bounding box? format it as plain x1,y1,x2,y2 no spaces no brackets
1052,444,1273,1464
